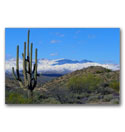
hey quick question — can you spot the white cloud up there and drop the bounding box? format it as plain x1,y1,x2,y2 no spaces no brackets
56,32,64,37
50,53,58,56
5,58,120,74
50,40,60,44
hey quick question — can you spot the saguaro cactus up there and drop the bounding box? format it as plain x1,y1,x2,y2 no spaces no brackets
12,30,38,98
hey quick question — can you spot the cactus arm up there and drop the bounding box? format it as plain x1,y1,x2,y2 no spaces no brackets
32,64,36,80
24,42,27,79
18,81,25,88
31,64,36,88
30,43,33,74
15,45,22,82
27,30,30,73
12,67,24,88
23,42,28,86
27,30,30,58
24,42,26,58
27,30,31,87
32,64,36,74
15,45,24,88
34,48,37,81
16,45,20,79
31,48,38,89
12,67,17,80
32,78,37,88
22,53,27,86
16,45,19,71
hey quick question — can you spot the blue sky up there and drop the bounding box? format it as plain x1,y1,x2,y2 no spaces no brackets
5,28,120,64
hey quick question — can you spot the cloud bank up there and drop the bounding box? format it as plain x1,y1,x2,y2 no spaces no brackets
5,58,120,74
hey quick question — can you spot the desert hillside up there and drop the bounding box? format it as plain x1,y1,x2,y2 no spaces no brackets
5,66,120,104
40,66,119,91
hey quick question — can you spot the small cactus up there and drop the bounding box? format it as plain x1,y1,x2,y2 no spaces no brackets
12,30,38,99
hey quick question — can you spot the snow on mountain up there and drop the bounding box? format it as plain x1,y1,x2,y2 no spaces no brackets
5,58,120,74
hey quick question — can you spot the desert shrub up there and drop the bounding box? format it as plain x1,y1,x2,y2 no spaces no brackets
103,94,114,102
106,73,111,78
40,97,61,104
95,69,111,74
105,69,112,72
38,94,49,100
6,92,32,104
48,86,67,103
109,80,119,92
97,86,114,95
101,83,109,88
87,95,99,102
67,73,102,94
110,98,119,104
73,93,89,99
67,76,84,93
29,91,49,104
96,71,104,74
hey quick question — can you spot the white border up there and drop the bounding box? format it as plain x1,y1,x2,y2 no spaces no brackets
0,0,124,132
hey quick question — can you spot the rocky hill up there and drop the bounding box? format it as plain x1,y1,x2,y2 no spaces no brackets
39,66,119,91
5,66,120,104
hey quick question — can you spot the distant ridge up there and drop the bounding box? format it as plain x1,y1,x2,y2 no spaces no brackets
52,59,93,65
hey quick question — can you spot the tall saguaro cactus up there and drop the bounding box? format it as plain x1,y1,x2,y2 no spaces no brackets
12,30,38,98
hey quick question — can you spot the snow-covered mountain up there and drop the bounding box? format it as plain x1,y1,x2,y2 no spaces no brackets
5,58,120,74
52,59,93,65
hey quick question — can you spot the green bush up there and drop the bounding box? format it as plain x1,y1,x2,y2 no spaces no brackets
67,73,102,94
96,71,104,74
109,80,119,92
6,92,32,104
105,69,112,72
